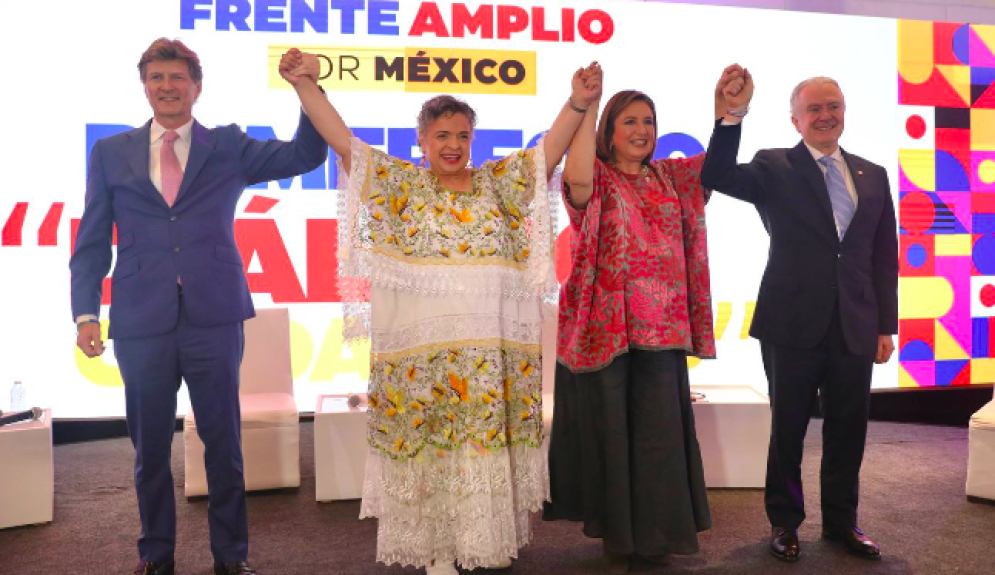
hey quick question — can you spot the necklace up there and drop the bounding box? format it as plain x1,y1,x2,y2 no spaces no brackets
613,162,650,182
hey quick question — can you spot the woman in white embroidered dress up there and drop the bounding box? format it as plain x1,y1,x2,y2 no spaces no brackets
280,50,601,574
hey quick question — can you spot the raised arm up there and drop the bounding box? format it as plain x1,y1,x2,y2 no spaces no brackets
562,65,602,209
280,49,354,174
700,65,766,203
543,62,602,182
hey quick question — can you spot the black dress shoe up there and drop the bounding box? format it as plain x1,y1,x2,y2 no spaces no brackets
214,562,258,575
823,526,881,560
769,527,800,562
133,560,175,575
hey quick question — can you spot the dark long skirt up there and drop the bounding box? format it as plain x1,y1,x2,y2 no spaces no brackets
542,349,711,556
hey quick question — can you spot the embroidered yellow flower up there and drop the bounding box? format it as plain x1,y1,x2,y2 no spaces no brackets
448,371,469,402
450,207,474,223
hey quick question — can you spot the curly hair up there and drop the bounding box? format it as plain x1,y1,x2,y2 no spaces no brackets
416,95,477,134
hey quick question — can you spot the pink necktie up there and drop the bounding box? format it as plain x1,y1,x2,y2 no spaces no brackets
161,130,182,207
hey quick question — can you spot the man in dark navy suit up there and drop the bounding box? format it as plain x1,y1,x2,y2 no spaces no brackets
70,38,327,575
702,68,898,563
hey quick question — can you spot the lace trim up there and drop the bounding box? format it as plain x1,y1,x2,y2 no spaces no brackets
338,140,374,340
371,313,543,354
359,443,549,570
337,139,561,342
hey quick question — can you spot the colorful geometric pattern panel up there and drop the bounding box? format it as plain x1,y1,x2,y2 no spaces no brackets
898,20,995,386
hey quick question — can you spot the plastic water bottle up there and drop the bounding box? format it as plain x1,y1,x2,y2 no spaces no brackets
10,380,26,411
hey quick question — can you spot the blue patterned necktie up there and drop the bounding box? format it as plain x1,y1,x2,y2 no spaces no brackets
818,156,855,238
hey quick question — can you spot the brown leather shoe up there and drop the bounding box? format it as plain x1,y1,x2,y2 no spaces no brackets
133,560,174,575
769,527,800,562
214,562,258,575
823,526,881,560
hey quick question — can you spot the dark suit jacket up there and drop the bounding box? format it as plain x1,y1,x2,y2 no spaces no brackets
700,121,898,355
70,113,327,339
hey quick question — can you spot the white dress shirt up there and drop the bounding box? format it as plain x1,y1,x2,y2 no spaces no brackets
803,142,858,236
150,118,193,193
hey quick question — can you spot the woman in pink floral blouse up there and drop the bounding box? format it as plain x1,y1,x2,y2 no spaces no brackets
544,67,746,573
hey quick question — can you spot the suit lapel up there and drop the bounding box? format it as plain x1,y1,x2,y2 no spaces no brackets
175,121,215,205
125,120,168,207
788,142,838,243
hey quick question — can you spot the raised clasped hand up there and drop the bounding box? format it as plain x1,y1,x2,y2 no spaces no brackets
279,48,320,86
717,63,753,112
571,61,603,110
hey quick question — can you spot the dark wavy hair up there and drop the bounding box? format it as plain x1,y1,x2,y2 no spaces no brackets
416,95,477,134
138,38,203,83
596,90,657,165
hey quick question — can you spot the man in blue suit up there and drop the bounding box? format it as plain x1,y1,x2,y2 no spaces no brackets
70,38,327,575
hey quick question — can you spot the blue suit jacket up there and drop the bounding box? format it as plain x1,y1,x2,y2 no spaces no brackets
70,113,327,339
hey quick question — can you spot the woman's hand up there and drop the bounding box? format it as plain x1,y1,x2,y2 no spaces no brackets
279,48,320,86
571,61,603,111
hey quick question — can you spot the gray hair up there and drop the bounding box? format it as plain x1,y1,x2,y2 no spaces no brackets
790,77,843,115
416,95,477,135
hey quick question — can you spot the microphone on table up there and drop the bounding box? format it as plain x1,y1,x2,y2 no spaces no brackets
0,407,43,427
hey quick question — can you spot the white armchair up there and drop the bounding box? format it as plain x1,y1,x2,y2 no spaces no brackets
183,308,300,497
966,388,995,502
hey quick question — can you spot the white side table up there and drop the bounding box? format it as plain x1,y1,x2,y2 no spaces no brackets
314,396,368,502
691,386,770,488
0,409,54,529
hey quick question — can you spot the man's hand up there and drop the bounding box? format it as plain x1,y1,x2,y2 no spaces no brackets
714,64,753,120
875,335,895,364
279,48,320,86
76,322,105,358
724,67,753,112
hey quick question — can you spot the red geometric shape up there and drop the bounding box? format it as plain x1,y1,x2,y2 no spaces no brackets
38,203,64,247
901,191,937,235
936,360,971,387
900,318,936,352
981,284,995,307
971,82,995,109
906,115,927,139
935,127,971,156
935,128,971,181
244,196,280,214
900,69,971,108
2,202,28,246
900,235,935,276
973,192,995,214
934,22,964,65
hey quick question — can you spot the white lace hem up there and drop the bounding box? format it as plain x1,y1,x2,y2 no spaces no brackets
359,443,549,570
